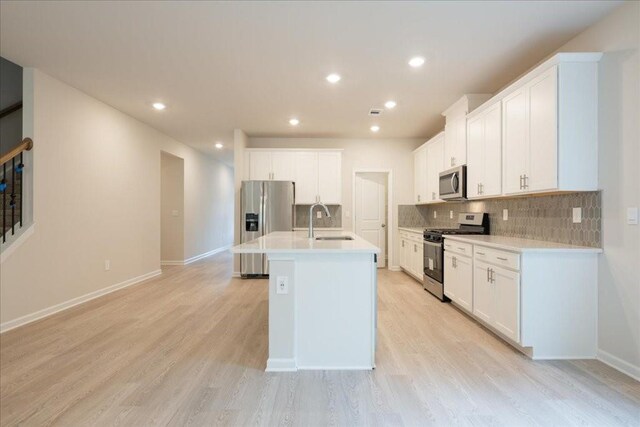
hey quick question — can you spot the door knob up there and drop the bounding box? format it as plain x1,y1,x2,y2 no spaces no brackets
381,224,386,228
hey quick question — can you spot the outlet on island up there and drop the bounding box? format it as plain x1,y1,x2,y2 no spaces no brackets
276,276,289,294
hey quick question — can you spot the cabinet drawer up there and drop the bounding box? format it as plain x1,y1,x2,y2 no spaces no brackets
474,246,520,271
399,230,409,239
444,240,473,257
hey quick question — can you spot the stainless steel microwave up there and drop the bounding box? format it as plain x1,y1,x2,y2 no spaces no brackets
439,165,466,201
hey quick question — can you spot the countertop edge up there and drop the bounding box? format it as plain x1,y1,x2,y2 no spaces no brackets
444,235,603,254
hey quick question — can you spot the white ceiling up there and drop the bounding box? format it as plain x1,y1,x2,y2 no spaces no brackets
0,1,620,165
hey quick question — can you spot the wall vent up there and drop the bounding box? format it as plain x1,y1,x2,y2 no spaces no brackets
369,108,383,116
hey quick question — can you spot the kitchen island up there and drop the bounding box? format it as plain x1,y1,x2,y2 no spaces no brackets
232,231,380,372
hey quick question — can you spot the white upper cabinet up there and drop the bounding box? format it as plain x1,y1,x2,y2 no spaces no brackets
248,151,273,180
317,151,342,204
271,151,296,181
467,101,502,199
442,94,492,169
248,151,296,181
426,132,444,203
294,151,319,204
500,54,600,195
247,149,342,205
444,115,467,168
413,145,428,203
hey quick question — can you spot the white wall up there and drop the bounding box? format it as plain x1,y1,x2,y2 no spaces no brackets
160,152,184,262
557,1,639,378
0,69,234,328
247,137,423,267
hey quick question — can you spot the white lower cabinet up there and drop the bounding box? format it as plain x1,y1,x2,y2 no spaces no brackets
399,230,423,281
444,251,473,312
446,236,598,359
473,259,520,343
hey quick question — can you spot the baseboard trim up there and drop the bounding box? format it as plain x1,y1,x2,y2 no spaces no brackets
232,272,241,278
266,358,297,372
0,269,162,334
162,245,231,266
388,265,401,272
160,260,184,266
597,349,640,381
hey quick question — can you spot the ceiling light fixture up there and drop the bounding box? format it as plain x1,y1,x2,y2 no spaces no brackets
385,100,397,109
215,142,223,149
326,73,341,83
408,57,425,68
370,125,380,132
152,102,166,110
289,118,300,126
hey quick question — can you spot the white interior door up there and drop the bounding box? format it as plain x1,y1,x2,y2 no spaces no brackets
355,173,387,268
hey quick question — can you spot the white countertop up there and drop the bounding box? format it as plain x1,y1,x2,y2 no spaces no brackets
398,227,424,234
293,227,344,231
231,231,380,254
444,235,603,253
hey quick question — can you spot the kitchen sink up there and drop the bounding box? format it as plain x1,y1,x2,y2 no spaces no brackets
315,236,354,241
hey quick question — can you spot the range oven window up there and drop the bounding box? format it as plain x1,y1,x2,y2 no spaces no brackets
423,240,443,283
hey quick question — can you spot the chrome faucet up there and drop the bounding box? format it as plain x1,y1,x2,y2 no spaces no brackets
309,202,331,238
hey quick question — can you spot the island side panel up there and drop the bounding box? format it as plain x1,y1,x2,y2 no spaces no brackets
295,252,376,370
266,257,296,371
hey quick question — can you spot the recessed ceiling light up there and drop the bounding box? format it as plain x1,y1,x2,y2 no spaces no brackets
289,118,300,126
326,73,341,83
385,100,397,109
370,125,380,132
408,57,425,68
152,102,166,110
215,142,223,149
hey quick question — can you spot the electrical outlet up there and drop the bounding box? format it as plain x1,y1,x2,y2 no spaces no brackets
572,207,582,223
503,209,508,221
104,260,110,271
171,210,179,217
316,211,322,219
449,210,453,219
276,276,289,294
628,207,639,225
433,211,437,219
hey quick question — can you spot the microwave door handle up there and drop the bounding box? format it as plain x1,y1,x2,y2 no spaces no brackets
423,240,442,248
451,173,458,193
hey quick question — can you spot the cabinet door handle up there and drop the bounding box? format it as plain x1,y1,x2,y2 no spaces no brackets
524,174,529,189
432,192,435,200
476,252,485,256
458,247,466,252
491,268,495,283
519,175,523,190
402,241,404,248
414,244,417,253
497,257,508,261
487,267,490,282
418,194,421,202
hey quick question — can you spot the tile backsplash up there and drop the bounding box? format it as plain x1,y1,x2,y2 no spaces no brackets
398,192,601,247
295,205,342,228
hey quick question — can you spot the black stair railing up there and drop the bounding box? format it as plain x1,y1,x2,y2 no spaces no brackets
1,137,32,243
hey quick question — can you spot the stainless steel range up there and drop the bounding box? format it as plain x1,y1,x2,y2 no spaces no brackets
423,213,489,301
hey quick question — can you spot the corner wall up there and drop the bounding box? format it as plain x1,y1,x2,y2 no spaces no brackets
556,1,639,378
0,69,234,329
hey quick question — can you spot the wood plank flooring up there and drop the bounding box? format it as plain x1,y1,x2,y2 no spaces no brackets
1,251,638,426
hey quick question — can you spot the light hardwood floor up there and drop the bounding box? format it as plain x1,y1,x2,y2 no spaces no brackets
1,251,638,426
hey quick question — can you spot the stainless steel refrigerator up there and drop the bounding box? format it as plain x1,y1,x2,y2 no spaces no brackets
240,180,295,277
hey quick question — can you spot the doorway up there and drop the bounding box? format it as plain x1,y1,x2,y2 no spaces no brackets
353,171,391,268
160,152,185,266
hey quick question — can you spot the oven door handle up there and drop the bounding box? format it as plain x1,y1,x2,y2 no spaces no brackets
423,240,442,248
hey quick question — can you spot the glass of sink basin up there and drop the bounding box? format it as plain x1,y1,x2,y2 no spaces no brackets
315,236,354,241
